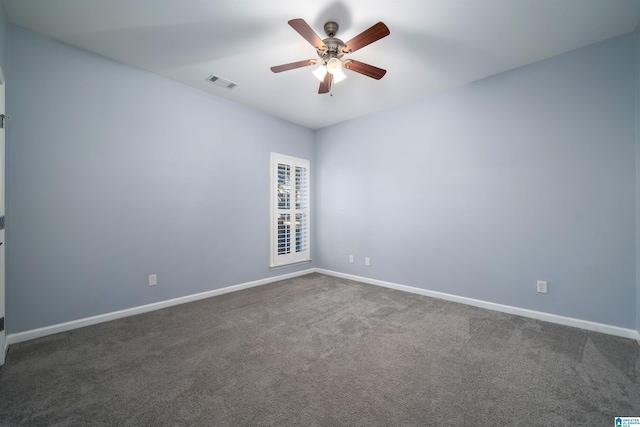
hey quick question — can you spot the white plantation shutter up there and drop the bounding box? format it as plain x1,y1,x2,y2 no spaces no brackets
271,153,310,267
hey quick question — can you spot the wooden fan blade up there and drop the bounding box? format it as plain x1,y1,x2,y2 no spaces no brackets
343,22,390,54
318,72,332,94
344,60,387,80
288,18,325,50
270,60,316,73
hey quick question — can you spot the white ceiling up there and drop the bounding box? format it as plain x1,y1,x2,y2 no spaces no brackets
4,0,640,129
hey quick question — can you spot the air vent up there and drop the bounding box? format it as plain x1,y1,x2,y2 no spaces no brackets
206,75,238,90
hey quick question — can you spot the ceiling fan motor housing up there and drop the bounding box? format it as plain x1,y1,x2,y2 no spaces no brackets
317,22,346,64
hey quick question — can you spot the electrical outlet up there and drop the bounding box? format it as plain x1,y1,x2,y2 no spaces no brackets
537,280,547,294
365,257,370,266
349,255,354,263
149,274,157,287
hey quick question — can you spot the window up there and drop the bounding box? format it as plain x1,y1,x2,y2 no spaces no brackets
270,153,310,268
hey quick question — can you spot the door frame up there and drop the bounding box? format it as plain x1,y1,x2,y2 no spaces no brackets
0,64,6,366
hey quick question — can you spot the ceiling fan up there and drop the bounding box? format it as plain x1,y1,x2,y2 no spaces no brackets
270,19,390,94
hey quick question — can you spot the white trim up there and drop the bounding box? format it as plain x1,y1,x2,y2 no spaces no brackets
315,268,640,341
270,259,312,271
270,153,311,268
1,339,6,366
6,269,315,346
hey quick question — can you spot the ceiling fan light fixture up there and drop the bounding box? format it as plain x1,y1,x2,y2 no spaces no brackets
332,67,347,83
313,64,327,82
326,57,342,74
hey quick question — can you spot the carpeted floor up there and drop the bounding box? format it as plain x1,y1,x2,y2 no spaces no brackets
0,273,638,426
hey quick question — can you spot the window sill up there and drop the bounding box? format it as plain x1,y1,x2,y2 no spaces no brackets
270,259,312,271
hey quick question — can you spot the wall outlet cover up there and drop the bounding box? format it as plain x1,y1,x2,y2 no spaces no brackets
537,280,547,294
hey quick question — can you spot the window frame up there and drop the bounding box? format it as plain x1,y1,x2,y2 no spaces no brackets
270,153,311,269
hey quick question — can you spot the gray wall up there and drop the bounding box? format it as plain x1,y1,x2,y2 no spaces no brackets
316,34,637,329
6,24,315,333
5,22,639,334
636,27,640,335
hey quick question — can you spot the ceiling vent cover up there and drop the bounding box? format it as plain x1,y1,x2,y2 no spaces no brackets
206,75,238,90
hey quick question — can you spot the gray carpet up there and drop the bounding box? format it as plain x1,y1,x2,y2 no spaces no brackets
0,273,638,426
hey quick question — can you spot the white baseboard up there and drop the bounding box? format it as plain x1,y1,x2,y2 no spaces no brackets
6,267,640,347
6,268,316,346
315,268,640,342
